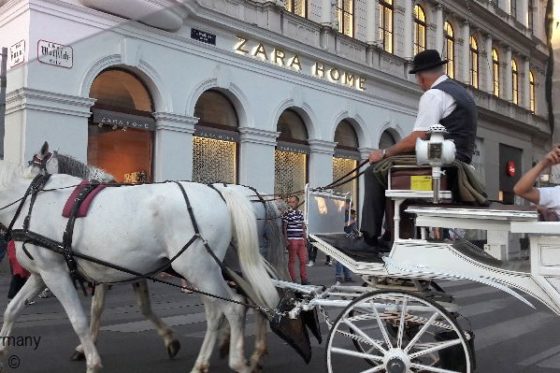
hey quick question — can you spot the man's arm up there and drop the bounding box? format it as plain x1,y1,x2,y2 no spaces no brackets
369,131,428,163
514,146,560,204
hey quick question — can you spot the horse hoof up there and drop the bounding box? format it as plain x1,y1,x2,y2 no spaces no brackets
167,339,181,358
70,350,86,361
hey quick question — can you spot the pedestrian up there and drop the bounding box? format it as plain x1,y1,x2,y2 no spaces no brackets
335,209,358,283
282,195,309,285
514,146,560,217
306,240,317,267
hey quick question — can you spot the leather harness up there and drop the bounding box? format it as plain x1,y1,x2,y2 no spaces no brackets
3,174,232,297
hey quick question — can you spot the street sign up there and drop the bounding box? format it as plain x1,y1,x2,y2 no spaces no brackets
37,40,73,68
8,40,25,68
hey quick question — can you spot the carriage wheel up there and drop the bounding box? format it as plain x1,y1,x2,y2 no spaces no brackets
326,290,473,373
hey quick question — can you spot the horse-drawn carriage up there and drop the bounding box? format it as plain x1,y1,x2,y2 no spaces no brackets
0,126,559,373
272,125,560,372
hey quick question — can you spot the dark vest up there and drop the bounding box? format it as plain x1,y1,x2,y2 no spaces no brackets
432,79,477,164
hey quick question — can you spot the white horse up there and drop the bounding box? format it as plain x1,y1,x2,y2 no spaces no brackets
32,144,289,370
0,154,279,373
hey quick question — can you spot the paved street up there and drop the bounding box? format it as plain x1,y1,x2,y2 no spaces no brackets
0,253,559,372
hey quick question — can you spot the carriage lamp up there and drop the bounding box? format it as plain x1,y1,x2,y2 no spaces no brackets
415,124,456,203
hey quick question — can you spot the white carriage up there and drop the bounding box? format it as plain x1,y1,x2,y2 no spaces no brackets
273,125,560,373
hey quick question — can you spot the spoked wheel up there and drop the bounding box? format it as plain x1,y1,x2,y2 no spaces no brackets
326,290,474,373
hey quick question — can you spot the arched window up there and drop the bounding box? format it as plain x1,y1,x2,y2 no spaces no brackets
88,69,155,183
470,36,479,88
413,5,427,55
193,90,239,184
492,49,500,97
512,59,519,105
443,21,455,79
337,0,354,37
333,121,360,211
275,109,309,197
379,130,398,149
285,0,307,18
529,71,536,113
378,0,394,53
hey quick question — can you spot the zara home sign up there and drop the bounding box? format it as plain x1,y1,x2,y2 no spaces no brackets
234,37,366,91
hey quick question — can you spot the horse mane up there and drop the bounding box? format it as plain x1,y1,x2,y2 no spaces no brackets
55,153,115,182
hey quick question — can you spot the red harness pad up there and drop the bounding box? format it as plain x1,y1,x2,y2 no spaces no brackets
62,180,106,218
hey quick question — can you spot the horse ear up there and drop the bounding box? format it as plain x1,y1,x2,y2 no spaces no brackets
40,141,49,155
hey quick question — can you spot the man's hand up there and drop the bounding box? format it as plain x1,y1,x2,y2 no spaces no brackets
544,146,560,167
368,150,384,164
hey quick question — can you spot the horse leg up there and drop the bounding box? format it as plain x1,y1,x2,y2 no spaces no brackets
223,294,252,373
72,284,107,361
41,271,102,373
0,274,44,356
191,297,223,373
249,311,268,372
132,280,180,358
217,315,230,359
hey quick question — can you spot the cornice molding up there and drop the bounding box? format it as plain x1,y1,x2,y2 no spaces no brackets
239,127,279,146
5,88,95,117
154,112,198,133
308,139,337,155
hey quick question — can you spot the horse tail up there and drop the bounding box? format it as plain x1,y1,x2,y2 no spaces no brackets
264,201,290,281
221,189,280,310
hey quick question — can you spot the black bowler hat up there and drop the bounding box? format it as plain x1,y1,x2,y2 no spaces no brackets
408,49,448,74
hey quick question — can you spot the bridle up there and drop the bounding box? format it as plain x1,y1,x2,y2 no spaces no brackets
28,152,52,174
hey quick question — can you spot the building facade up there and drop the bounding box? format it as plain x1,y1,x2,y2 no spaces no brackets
0,0,552,209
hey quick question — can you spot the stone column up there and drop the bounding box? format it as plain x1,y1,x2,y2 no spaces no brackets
321,0,333,26
485,34,493,94
403,0,413,58
518,0,528,27
308,140,336,188
153,113,197,182
501,0,512,14
504,47,513,102
238,127,279,194
366,0,379,44
521,57,531,109
4,88,94,164
461,21,470,84
435,5,444,54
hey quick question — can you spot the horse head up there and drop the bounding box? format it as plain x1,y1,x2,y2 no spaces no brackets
29,141,57,175
29,143,115,183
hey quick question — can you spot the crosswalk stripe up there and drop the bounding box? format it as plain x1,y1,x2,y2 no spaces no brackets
459,297,512,318
453,285,499,299
101,312,207,333
518,344,560,366
475,312,556,350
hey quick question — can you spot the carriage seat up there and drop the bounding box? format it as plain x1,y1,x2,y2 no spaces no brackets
385,166,453,240
390,167,449,191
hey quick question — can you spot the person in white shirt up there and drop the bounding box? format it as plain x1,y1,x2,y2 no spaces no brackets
514,146,560,217
358,50,477,250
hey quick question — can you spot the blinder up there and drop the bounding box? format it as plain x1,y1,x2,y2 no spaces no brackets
29,152,53,174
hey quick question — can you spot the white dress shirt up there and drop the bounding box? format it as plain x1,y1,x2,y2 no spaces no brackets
413,75,457,132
